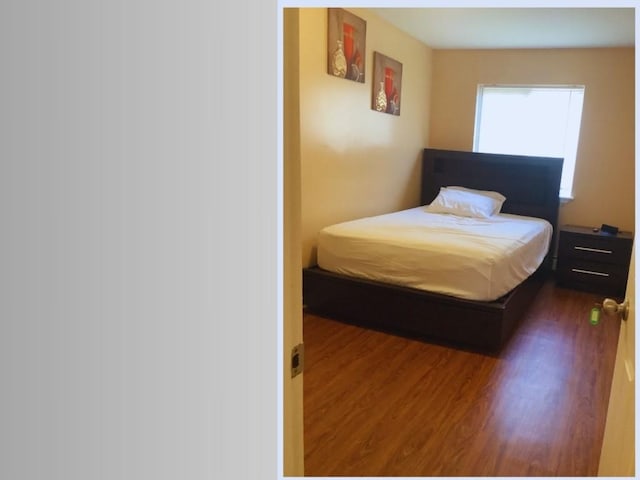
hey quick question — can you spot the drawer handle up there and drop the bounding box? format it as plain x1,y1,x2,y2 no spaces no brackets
571,268,610,277
574,246,613,254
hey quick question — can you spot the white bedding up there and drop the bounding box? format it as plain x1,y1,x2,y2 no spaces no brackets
317,207,552,301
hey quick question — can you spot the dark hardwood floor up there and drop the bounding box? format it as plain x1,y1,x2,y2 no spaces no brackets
303,279,621,477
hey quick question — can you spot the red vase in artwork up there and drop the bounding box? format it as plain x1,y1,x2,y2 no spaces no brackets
384,68,394,111
384,68,394,96
342,23,354,65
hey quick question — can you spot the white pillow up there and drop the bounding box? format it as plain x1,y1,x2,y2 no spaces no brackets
446,186,506,215
426,187,502,218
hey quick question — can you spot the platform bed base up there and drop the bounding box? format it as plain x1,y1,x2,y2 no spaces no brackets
303,266,547,352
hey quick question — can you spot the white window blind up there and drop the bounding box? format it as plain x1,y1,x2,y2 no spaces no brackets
473,85,585,199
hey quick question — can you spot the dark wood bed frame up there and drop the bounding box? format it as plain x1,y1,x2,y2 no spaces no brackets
302,148,563,352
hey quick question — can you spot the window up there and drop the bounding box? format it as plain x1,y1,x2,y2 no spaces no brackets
473,85,585,199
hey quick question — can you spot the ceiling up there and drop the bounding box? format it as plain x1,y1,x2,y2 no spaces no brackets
369,8,635,49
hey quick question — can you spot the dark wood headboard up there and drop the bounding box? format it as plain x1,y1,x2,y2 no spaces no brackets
421,148,563,262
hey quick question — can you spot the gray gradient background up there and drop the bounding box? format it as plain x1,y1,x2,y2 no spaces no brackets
0,1,276,479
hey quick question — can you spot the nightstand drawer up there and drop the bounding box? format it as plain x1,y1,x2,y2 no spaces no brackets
557,260,628,296
559,231,632,265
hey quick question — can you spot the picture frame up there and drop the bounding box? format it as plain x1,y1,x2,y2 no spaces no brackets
327,8,366,83
372,52,403,116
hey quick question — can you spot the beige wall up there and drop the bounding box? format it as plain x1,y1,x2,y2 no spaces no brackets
430,48,635,232
299,8,432,266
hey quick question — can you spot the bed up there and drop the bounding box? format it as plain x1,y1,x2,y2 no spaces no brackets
302,148,563,351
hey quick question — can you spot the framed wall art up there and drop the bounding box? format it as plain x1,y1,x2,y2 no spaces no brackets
327,8,366,83
372,52,403,116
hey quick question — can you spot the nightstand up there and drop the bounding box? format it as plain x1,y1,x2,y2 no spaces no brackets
556,225,633,298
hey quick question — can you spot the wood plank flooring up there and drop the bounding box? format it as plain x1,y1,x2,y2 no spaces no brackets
303,280,621,477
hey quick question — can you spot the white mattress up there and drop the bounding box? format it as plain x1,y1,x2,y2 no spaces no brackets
317,207,552,301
